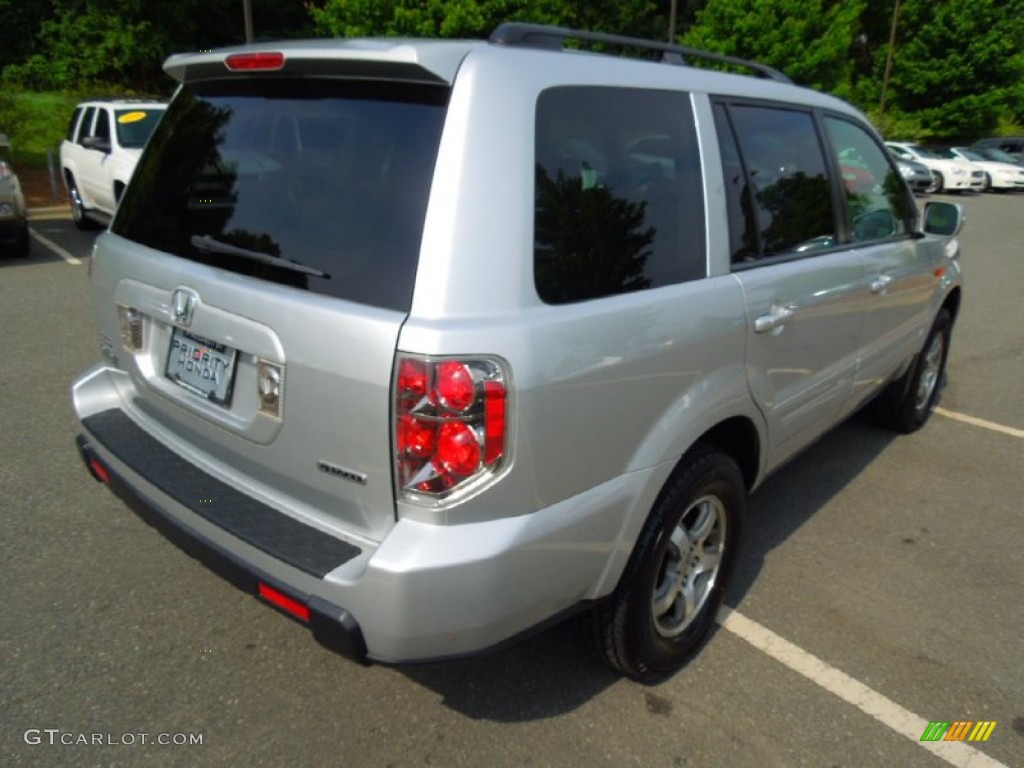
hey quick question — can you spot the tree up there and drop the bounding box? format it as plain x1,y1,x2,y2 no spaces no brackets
309,0,667,40
2,0,313,93
0,0,51,73
681,0,866,92
857,0,1024,139
682,0,1024,140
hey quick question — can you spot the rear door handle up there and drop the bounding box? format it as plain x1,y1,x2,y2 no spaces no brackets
754,302,796,333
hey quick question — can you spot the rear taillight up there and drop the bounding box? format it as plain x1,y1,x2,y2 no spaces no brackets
394,355,509,501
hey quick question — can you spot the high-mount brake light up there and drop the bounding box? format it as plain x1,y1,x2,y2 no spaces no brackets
224,52,285,72
394,355,510,500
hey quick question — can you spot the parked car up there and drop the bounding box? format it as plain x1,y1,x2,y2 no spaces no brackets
971,137,1024,162
60,99,166,230
969,145,1024,168
0,132,29,258
947,146,1024,191
885,142,984,193
72,24,964,682
891,153,934,194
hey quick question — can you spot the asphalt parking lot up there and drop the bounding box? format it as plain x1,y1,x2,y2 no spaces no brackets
2,194,1022,768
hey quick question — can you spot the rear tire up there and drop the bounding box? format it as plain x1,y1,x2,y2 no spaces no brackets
16,222,30,257
873,309,952,434
587,445,744,682
981,173,992,192
931,172,945,193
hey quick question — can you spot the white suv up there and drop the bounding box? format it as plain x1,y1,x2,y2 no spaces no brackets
60,99,166,229
72,25,965,682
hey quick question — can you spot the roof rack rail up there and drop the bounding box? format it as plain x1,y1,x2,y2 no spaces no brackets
489,23,792,84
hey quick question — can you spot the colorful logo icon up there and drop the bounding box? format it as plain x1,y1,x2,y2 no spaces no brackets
920,721,997,742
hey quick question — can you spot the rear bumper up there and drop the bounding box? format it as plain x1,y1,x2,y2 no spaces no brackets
75,429,370,663
73,364,652,664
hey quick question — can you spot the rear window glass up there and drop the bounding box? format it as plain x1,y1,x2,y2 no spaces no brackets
113,79,447,312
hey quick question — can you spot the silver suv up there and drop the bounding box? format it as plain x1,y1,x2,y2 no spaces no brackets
72,25,964,682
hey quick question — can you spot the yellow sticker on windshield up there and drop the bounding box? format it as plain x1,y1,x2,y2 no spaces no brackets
117,111,148,124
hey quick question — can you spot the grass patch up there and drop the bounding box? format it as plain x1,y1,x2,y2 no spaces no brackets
0,90,81,167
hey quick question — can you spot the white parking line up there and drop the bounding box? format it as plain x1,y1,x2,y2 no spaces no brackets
29,227,82,265
935,408,1024,439
717,607,1010,768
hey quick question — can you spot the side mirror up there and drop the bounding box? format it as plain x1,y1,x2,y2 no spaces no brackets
922,201,964,237
82,135,112,153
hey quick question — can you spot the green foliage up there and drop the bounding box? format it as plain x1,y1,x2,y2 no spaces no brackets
876,0,1024,139
309,0,667,40
2,0,313,93
682,0,866,91
5,3,166,92
2,0,1022,141
0,89,82,165
682,0,1024,140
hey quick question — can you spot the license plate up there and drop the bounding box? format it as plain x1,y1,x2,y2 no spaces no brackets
165,328,237,405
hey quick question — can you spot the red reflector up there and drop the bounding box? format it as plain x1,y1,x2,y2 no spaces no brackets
483,380,506,464
88,457,111,485
257,583,310,623
224,52,285,72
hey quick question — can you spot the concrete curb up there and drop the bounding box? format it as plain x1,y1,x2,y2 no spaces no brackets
28,206,72,222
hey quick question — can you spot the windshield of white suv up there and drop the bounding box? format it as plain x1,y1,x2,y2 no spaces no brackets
112,79,447,311
114,108,165,148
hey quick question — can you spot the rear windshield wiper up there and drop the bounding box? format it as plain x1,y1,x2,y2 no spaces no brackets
190,235,330,279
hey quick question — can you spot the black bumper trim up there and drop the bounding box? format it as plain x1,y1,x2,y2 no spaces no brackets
76,418,369,664
80,410,361,578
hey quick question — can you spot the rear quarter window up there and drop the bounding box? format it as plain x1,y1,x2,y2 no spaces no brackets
533,86,705,304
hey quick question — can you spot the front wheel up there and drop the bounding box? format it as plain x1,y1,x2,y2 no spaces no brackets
873,309,952,433
981,173,992,192
587,445,744,682
68,178,97,231
931,172,945,193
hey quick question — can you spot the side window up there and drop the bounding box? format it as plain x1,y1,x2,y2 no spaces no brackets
824,117,913,242
66,107,83,142
716,103,837,262
534,86,705,304
77,107,96,145
93,109,111,145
